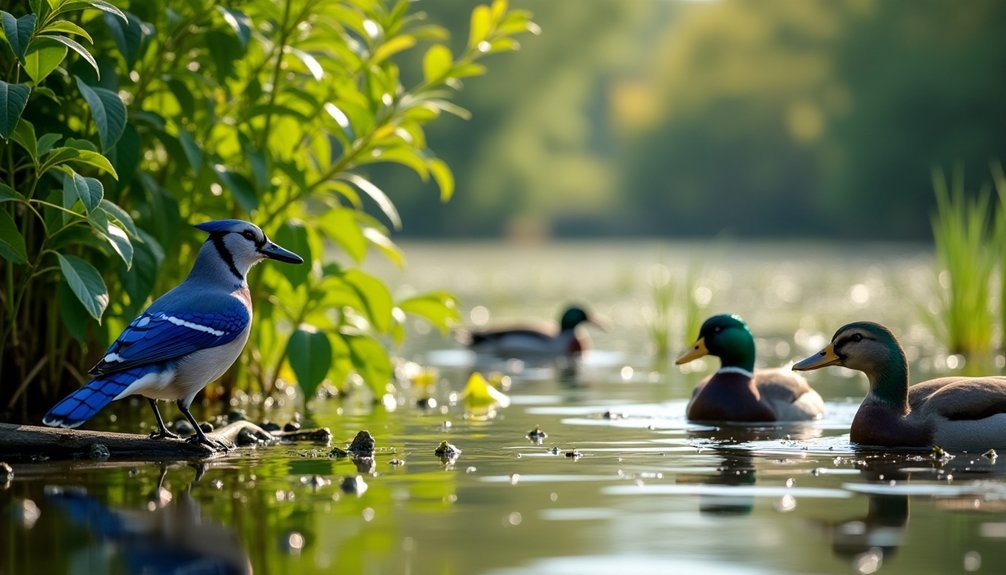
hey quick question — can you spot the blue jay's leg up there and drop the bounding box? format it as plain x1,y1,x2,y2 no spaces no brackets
176,400,230,451
147,399,179,440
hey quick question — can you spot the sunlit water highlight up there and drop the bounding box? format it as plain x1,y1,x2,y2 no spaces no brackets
3,241,1005,574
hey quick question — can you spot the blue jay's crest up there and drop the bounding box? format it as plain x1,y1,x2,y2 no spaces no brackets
194,219,259,235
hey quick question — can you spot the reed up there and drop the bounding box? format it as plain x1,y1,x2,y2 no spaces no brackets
929,167,996,358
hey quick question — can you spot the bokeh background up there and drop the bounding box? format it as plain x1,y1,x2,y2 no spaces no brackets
377,0,1006,241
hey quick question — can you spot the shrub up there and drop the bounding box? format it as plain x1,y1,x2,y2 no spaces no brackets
0,0,537,416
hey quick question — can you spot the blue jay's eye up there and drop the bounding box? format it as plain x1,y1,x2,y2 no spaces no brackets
241,230,256,241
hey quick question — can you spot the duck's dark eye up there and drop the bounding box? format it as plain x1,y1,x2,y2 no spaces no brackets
850,333,863,342
713,326,722,333
241,230,256,241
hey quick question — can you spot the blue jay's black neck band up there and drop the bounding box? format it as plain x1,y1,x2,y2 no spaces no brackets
210,234,244,282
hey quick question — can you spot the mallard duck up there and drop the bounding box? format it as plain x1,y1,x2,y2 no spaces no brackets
676,314,824,422
793,321,1006,450
466,305,599,358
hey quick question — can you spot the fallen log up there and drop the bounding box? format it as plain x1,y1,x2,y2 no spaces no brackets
0,420,310,462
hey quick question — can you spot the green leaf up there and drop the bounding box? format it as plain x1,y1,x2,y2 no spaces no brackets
76,76,126,151
341,173,401,230
37,132,61,155
0,183,25,203
287,47,323,81
120,229,162,317
69,149,118,179
41,34,98,76
422,44,452,84
320,208,366,263
59,279,90,342
101,10,142,68
56,253,108,321
362,226,404,267
86,1,128,22
216,6,251,47
1,12,36,63
0,208,27,264
429,157,454,201
11,117,37,161
0,80,30,140
63,170,103,212
343,269,393,333
177,129,201,173
99,199,138,238
88,209,132,267
346,334,392,396
40,20,93,43
213,165,258,213
468,5,492,50
372,35,416,65
398,291,460,333
274,220,312,286
287,327,332,400
23,39,66,84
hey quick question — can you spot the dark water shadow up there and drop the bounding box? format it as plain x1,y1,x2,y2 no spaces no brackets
45,465,251,575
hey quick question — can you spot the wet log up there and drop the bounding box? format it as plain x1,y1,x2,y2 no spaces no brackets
0,421,272,462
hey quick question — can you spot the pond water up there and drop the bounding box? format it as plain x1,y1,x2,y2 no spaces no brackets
4,240,1006,575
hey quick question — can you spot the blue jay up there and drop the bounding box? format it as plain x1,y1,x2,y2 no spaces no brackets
43,220,303,450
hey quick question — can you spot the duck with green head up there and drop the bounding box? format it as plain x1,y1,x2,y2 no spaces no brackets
676,314,824,422
466,305,600,358
794,321,1006,449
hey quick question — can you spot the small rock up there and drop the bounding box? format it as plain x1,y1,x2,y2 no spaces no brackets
434,441,462,458
348,430,376,457
0,462,13,478
199,422,214,433
237,427,264,446
389,458,406,466
261,421,282,433
283,421,301,432
565,449,583,460
340,475,368,495
527,426,548,443
88,443,110,461
548,447,561,455
227,409,248,423
174,419,195,435
417,397,438,409
329,447,349,458
983,448,998,461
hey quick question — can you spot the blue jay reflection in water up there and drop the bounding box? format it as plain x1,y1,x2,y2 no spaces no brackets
47,479,251,575
43,220,303,450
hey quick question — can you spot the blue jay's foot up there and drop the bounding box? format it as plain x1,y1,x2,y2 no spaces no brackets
185,432,232,452
149,429,181,440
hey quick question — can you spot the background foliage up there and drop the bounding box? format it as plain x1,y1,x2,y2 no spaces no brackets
383,0,1006,240
0,0,535,418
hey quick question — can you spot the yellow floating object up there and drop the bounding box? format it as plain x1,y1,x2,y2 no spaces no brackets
461,372,511,409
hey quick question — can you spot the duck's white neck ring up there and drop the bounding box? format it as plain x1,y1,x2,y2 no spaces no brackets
717,366,754,379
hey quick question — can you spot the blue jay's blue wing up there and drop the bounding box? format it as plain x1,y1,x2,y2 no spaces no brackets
90,307,249,376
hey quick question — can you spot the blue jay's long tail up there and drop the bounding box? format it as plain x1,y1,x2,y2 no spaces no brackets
42,367,150,428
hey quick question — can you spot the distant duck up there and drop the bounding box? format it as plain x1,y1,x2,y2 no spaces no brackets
794,321,1006,450
466,305,600,358
676,314,824,422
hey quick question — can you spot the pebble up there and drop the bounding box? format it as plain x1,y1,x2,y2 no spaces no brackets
88,443,110,461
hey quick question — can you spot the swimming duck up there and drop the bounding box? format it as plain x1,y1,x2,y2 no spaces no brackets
466,305,599,358
793,321,1006,450
676,314,824,422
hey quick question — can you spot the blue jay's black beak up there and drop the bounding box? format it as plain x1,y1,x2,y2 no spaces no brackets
260,241,304,264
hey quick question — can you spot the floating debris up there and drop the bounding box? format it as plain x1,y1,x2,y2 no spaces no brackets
931,445,955,463
417,397,439,409
983,449,998,461
602,411,624,420
340,475,368,496
389,458,406,466
0,462,12,478
527,426,548,443
461,372,511,409
549,447,561,455
284,421,301,432
565,449,583,460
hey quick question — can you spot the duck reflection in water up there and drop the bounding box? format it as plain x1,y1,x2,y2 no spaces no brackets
46,468,251,575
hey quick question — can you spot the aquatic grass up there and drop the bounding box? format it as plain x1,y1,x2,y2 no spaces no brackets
644,259,708,361
929,167,996,358
993,162,1006,354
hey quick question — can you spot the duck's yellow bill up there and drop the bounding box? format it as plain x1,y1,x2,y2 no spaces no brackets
793,344,841,371
676,337,708,365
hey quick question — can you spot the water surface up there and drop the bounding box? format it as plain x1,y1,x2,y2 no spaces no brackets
3,241,1004,574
